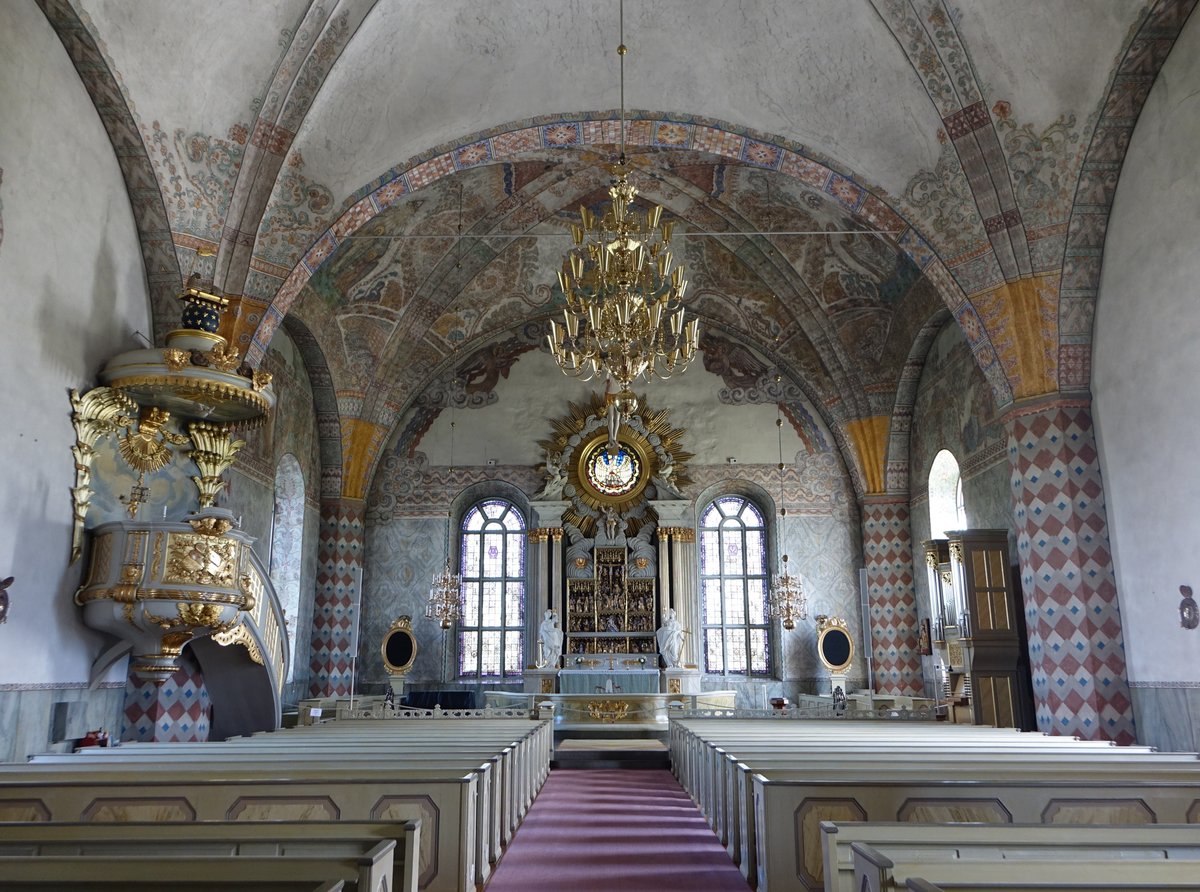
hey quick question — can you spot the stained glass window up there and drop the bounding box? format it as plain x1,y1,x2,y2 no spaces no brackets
698,496,770,675
459,499,526,678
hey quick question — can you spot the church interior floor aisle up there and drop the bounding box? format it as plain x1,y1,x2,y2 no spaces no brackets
484,768,752,892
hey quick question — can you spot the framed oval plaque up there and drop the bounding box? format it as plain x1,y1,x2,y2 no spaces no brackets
816,615,854,673
382,615,418,675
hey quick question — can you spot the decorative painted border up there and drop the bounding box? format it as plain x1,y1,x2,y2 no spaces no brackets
0,682,124,691
1128,681,1200,689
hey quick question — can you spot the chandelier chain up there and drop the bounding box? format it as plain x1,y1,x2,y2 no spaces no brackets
768,385,808,630
426,397,464,629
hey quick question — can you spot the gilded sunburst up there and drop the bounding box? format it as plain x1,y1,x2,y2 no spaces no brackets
537,392,693,537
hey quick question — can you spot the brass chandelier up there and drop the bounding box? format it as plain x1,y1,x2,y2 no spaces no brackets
546,1,699,410
767,392,808,630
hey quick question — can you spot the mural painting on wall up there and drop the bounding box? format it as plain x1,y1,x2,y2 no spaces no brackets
700,331,829,452
910,322,1005,480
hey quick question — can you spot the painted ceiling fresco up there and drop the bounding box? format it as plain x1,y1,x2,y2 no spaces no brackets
290,149,941,433
44,0,1197,500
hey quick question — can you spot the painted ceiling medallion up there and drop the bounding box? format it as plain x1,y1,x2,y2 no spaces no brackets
539,392,692,537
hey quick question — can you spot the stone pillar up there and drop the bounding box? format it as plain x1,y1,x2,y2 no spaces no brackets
529,529,550,612
307,498,365,697
550,528,564,619
860,497,923,695
1006,398,1134,743
121,659,210,743
669,528,700,669
656,527,671,623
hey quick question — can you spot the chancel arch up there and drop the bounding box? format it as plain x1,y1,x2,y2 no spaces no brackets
13,0,1200,768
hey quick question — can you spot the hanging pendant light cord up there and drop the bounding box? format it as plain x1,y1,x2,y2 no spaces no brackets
618,0,627,163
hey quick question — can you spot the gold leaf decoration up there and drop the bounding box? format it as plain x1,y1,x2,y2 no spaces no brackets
538,392,692,536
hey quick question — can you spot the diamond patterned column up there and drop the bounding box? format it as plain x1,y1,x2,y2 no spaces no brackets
860,498,924,695
1007,399,1135,743
307,498,365,697
120,662,210,743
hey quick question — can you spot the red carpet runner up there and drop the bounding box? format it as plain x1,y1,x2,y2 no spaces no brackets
486,769,752,891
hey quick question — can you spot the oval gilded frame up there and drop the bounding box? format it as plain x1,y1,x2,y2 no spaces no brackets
573,432,654,506
381,615,418,675
816,615,854,673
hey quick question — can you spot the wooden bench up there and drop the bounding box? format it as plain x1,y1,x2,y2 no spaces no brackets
14,716,552,891
822,823,1200,892
667,718,1200,891
753,764,1200,892
668,719,1186,882
1,748,543,891
0,820,421,892
33,747,524,867
0,840,393,890
63,719,552,860
852,841,1200,892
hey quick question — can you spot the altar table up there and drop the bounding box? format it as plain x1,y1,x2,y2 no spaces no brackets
557,668,660,694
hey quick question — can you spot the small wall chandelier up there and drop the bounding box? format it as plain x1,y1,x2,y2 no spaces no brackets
425,417,463,629
768,393,808,630
546,0,699,414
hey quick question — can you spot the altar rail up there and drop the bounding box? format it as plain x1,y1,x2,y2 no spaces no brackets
669,705,937,721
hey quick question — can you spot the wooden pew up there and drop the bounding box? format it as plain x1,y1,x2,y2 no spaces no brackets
0,764,478,891
13,717,552,891
822,823,1200,892
668,718,1184,882
0,820,421,892
753,764,1200,892
103,719,551,856
0,839,393,891
667,718,1200,892
33,746,519,868
852,842,1200,892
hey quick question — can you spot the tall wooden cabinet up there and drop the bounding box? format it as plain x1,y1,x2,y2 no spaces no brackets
924,529,1033,729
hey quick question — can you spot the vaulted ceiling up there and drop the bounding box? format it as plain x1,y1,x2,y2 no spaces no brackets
44,0,1197,500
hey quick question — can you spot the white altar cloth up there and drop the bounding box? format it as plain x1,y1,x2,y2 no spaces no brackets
557,668,660,694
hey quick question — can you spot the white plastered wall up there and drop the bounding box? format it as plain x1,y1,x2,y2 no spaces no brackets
1092,9,1200,741
0,2,150,686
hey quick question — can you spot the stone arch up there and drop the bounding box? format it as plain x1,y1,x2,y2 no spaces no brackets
1056,0,1197,393
884,308,953,496
38,0,182,342
244,112,1005,405
280,315,343,499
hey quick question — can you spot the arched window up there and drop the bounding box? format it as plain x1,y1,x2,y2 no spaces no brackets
458,499,526,678
699,495,770,676
269,454,304,682
929,449,967,538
